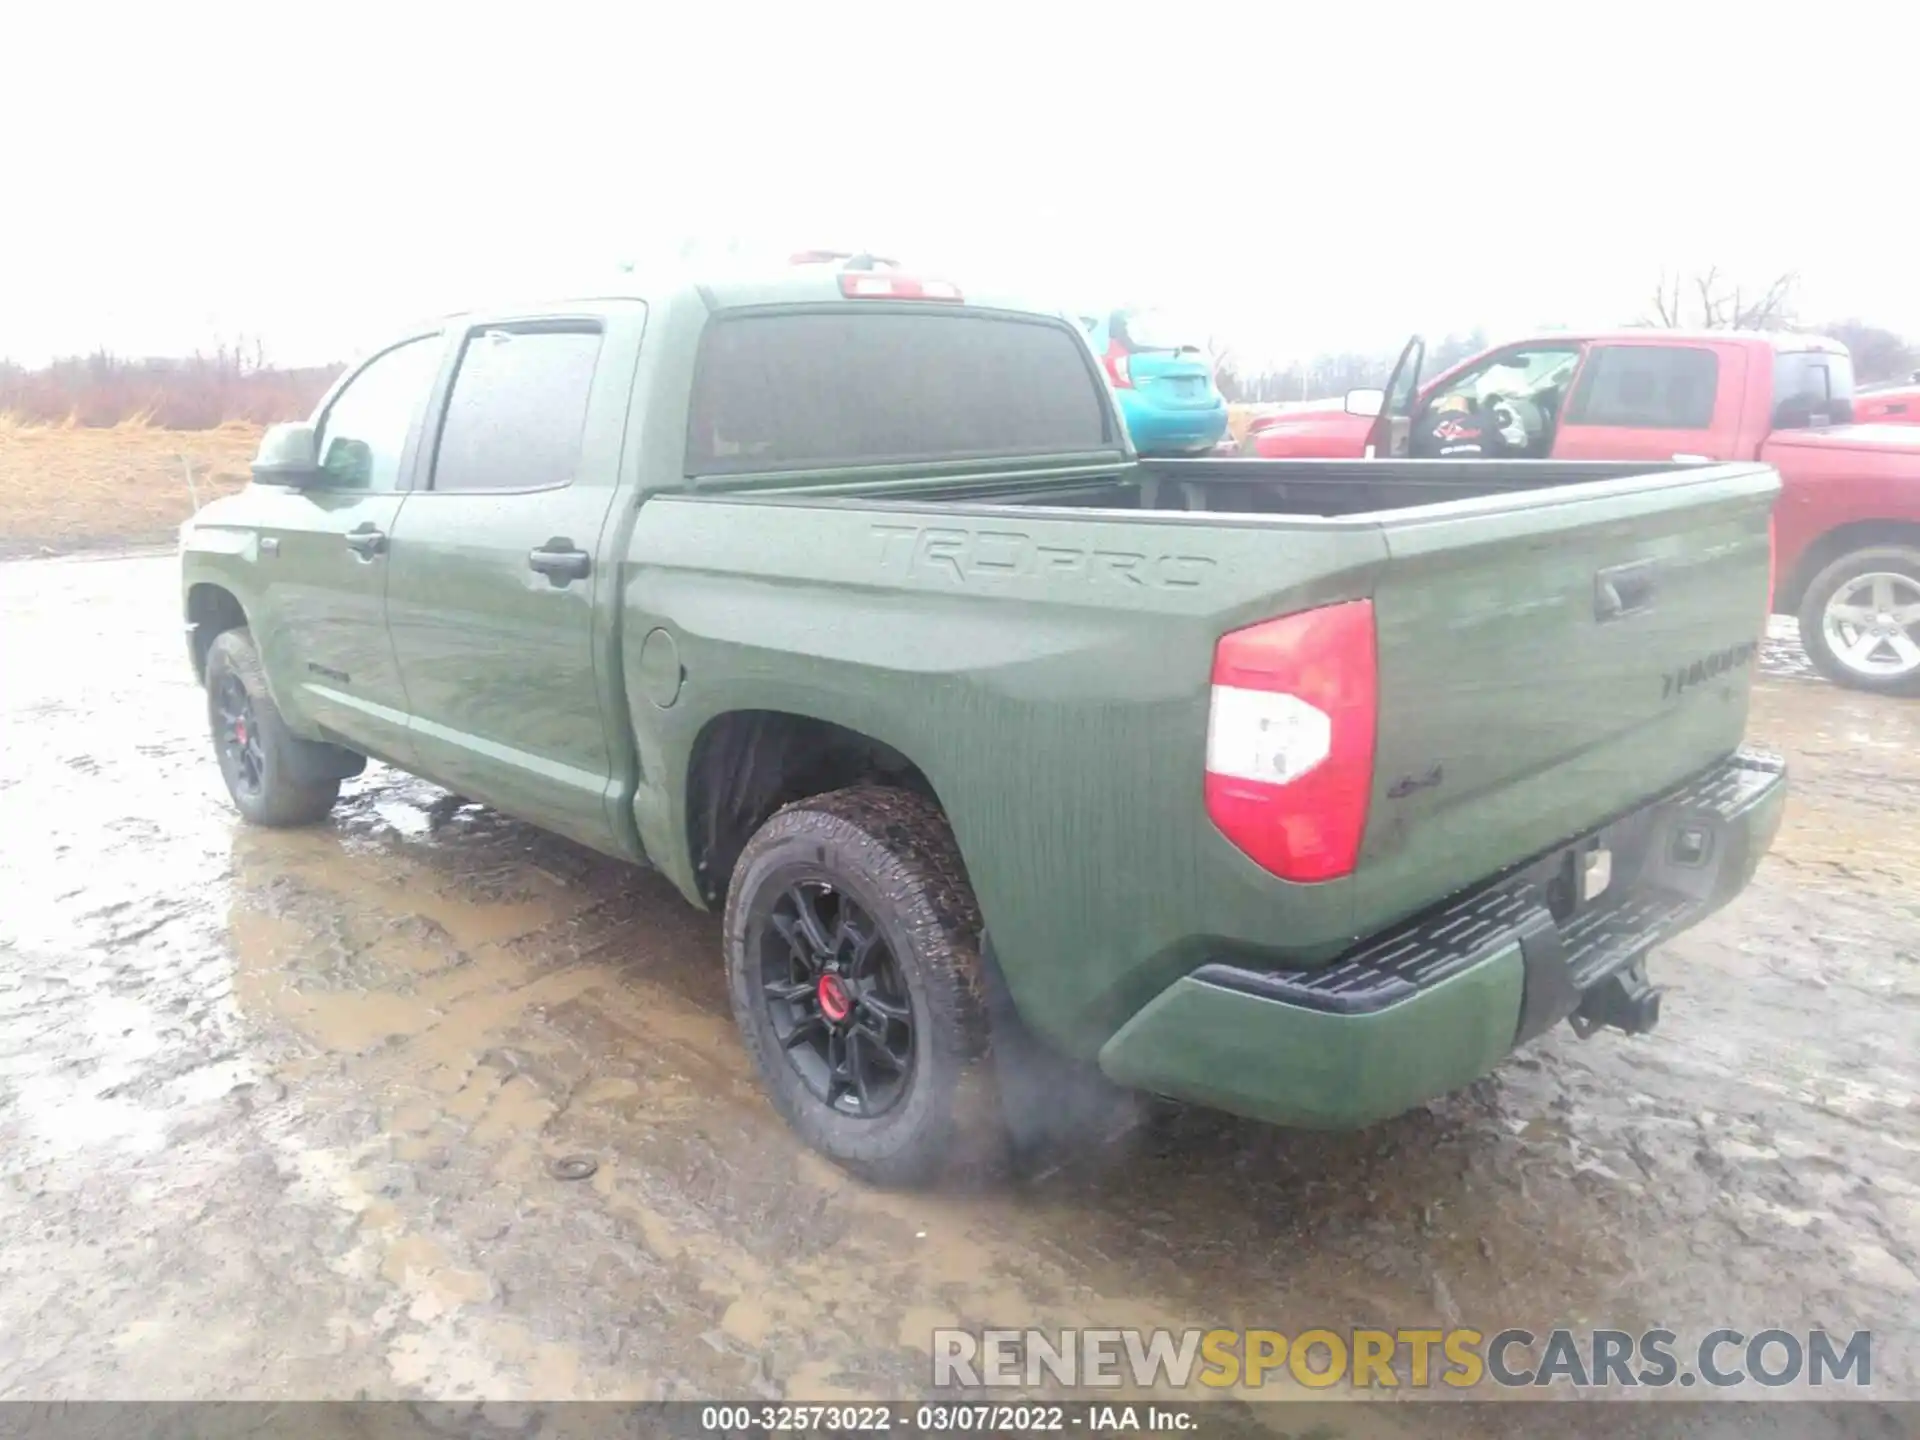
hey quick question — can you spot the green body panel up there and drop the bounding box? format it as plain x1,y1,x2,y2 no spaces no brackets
377,300,650,854
187,487,418,766
618,465,1775,1057
619,490,1391,1053
1097,945,1525,1129
1360,472,1773,908
180,269,1787,1122
1097,745,1789,1126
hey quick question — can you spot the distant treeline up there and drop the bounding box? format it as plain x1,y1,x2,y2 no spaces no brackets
1216,332,1490,405
0,348,343,429
7,313,1917,430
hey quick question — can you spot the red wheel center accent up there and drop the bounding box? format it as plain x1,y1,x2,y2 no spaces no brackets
817,973,851,1022
235,719,248,745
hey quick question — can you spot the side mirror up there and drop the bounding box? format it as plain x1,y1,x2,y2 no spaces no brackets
1344,387,1386,419
250,422,330,488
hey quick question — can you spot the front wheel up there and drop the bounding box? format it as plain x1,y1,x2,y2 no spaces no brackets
1796,544,1920,696
204,628,342,826
723,785,1000,1188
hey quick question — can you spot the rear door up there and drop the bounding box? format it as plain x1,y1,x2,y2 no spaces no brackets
247,332,444,762
1551,341,1748,461
381,304,647,851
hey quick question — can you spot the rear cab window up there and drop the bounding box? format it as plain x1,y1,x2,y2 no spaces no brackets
685,309,1115,476
1772,349,1856,428
1565,345,1720,429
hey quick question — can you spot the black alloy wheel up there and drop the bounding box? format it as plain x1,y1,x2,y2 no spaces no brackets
214,670,266,799
757,880,916,1117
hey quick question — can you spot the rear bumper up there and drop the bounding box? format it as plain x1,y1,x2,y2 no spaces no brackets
1097,748,1788,1128
1120,395,1228,454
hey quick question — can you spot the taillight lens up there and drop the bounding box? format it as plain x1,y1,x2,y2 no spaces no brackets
1204,600,1377,882
1103,338,1133,389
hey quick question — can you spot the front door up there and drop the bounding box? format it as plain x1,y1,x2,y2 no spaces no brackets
249,332,445,764
1364,335,1425,458
382,307,645,853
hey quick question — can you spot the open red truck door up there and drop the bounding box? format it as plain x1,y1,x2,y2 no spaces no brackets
1361,335,1426,458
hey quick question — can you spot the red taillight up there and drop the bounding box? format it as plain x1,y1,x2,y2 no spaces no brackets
1103,338,1133,389
1204,600,1377,883
837,273,962,301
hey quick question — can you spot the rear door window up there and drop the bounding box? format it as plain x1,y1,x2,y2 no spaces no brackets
1564,345,1719,429
686,310,1114,475
431,325,604,492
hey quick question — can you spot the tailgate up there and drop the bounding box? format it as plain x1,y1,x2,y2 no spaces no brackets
1358,462,1778,910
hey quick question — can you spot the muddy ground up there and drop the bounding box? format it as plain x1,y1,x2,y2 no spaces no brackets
1,554,1915,1430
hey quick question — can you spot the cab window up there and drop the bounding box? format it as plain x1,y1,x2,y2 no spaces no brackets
687,310,1112,475
1772,350,1856,429
1423,347,1584,420
429,325,604,493
1565,345,1718,429
313,336,443,491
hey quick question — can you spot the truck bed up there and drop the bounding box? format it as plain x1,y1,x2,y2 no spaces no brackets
867,457,1699,518
645,454,1777,1053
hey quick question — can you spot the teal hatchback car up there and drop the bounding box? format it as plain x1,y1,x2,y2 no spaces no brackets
1078,307,1229,455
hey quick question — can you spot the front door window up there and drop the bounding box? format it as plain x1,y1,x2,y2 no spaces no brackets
1412,346,1584,459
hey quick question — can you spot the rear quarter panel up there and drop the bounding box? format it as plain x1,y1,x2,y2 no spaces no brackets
1762,426,1920,600
622,492,1389,1055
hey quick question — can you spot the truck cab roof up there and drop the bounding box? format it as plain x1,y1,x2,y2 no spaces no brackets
1497,328,1848,356
421,266,1073,329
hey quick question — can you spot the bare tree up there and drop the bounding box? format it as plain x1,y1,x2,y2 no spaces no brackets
1646,267,1799,330
1817,319,1918,384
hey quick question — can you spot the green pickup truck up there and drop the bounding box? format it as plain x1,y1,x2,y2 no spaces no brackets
180,265,1788,1185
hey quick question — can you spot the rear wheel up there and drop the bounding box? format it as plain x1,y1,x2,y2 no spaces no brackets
204,628,342,826
1796,545,1920,696
723,785,999,1187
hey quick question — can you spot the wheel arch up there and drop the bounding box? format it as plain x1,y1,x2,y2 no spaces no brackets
1777,518,1920,612
186,581,249,682
682,708,961,910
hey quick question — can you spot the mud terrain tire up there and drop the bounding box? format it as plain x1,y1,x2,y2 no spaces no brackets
724,785,1001,1188
204,628,343,827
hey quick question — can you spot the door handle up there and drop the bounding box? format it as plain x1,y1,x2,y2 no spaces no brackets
1595,560,1658,622
528,538,591,584
344,525,387,558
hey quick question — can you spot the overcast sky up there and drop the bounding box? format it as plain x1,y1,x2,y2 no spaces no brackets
3,3,1914,370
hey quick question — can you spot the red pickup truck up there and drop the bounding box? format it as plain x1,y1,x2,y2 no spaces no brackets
1855,372,1920,424
1246,330,1920,695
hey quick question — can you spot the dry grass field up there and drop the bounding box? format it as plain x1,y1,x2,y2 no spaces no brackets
0,418,263,558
